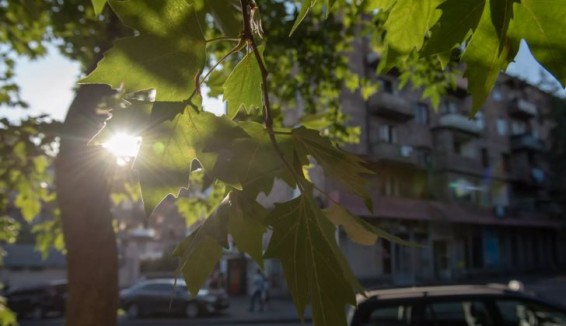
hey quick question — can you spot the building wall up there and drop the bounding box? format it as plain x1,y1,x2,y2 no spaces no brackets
332,65,564,284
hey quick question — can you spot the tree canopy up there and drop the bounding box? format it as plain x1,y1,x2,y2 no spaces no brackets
1,0,566,325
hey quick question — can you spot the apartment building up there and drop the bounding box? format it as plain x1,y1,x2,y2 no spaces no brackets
332,56,566,285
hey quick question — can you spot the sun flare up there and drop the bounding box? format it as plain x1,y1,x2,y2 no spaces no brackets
103,133,142,166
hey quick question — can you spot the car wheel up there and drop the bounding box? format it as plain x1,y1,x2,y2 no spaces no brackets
185,302,199,318
29,306,44,320
126,303,140,319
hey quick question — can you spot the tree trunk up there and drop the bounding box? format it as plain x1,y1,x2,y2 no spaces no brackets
55,84,118,326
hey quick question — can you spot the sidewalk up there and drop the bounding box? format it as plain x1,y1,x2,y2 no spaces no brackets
206,296,312,324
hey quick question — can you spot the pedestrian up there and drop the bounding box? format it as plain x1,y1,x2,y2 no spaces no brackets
262,274,270,309
249,269,265,312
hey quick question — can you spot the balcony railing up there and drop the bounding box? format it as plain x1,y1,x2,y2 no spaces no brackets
434,152,484,175
371,142,424,167
508,98,537,118
510,133,545,152
510,167,547,186
368,92,414,121
437,113,481,135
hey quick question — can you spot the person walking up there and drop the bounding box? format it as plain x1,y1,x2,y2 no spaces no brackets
249,269,265,312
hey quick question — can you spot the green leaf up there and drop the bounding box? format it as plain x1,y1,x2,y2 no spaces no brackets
290,0,315,36
204,0,242,38
80,0,206,102
384,0,440,56
131,102,191,217
136,106,249,216
462,0,514,113
264,195,358,325
227,122,296,196
362,0,396,11
422,0,486,55
508,0,566,86
292,127,374,211
324,204,418,246
490,0,516,52
91,0,107,15
226,191,267,265
173,222,224,296
223,50,263,118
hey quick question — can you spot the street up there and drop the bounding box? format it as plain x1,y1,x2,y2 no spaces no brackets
19,297,312,326
21,320,307,326
18,276,566,326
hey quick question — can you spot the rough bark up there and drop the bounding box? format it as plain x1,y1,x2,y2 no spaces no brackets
55,84,118,326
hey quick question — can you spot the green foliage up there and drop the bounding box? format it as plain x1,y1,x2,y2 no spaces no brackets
0,117,62,259
80,0,206,101
508,0,566,86
0,297,17,326
461,0,512,113
265,194,360,325
91,0,107,15
325,204,416,246
2,0,566,325
73,0,566,325
223,50,263,118
292,127,373,210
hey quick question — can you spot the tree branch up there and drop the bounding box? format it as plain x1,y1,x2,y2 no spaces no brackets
240,0,306,193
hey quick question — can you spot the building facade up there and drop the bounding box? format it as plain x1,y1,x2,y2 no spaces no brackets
332,57,566,285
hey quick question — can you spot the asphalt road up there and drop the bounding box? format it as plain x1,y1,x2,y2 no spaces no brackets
21,319,307,326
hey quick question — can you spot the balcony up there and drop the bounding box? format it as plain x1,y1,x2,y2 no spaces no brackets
511,167,547,186
368,92,414,121
434,152,484,175
371,142,424,167
508,98,537,119
510,134,545,152
436,113,481,135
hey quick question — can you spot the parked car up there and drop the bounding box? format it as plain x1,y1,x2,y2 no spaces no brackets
119,278,229,318
349,282,566,326
5,280,67,320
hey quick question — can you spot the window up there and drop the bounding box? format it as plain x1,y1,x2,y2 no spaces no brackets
352,302,413,325
425,301,493,326
415,103,429,125
496,118,508,136
379,78,395,94
454,138,476,158
382,241,392,274
379,124,398,144
369,305,412,325
474,112,485,130
495,300,566,326
502,154,511,172
143,283,174,292
384,177,400,196
443,99,458,114
471,236,483,269
492,84,503,101
511,119,528,135
481,148,489,168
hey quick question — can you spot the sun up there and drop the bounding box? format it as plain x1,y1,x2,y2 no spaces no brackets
102,133,142,166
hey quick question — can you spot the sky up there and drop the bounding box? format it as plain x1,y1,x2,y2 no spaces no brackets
1,41,564,123
0,47,226,122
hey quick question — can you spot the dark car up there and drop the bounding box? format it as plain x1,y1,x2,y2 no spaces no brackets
119,278,229,318
5,280,67,320
349,282,566,326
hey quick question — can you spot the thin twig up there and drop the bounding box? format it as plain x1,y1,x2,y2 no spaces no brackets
184,43,245,107
205,36,241,44
240,0,306,193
